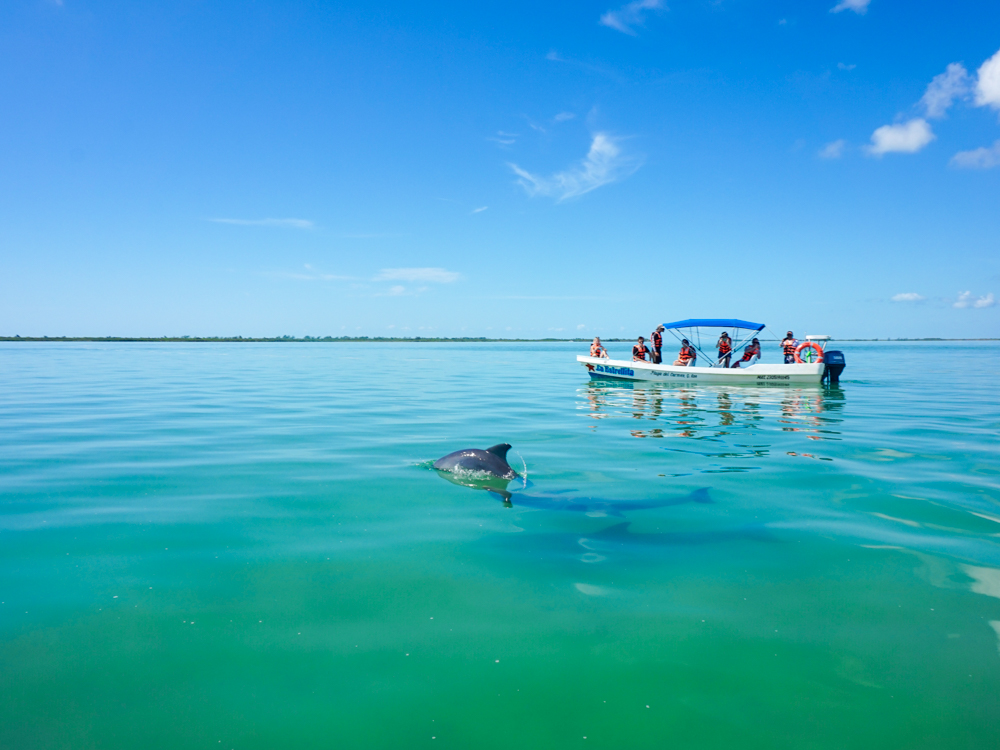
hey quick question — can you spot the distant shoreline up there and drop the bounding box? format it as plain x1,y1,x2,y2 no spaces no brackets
2,336,997,343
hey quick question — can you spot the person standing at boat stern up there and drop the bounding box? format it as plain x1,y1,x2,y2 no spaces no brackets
674,339,696,366
781,331,798,364
633,336,650,362
717,331,732,368
650,325,664,364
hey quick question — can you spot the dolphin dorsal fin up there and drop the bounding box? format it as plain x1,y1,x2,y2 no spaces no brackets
484,443,512,460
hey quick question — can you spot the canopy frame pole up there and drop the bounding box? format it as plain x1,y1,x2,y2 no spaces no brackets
662,324,766,368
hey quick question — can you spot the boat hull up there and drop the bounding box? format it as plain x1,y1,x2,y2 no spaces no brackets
577,355,824,385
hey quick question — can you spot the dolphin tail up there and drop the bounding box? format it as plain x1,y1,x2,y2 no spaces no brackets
690,487,713,504
598,522,633,537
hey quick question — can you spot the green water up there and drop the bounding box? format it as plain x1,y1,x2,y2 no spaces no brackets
2,341,999,749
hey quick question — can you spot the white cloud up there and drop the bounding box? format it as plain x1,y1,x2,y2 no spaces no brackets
471,206,488,214
554,112,576,122
954,291,996,309
819,139,846,159
509,133,642,201
600,0,663,36
866,118,935,156
920,63,971,118
838,62,857,71
891,293,925,302
374,268,461,283
951,140,1000,169
975,47,1000,111
276,265,355,282
577,324,586,330
831,0,870,14
388,286,406,296
210,217,314,229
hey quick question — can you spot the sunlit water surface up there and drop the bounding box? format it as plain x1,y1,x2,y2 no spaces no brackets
1,341,999,749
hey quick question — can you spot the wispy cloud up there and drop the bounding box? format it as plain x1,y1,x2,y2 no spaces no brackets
863,49,1000,164
954,291,996,309
374,268,461,284
866,118,935,156
471,206,488,214
509,133,641,201
891,292,925,302
818,139,846,159
920,63,971,119
975,47,1000,111
210,217,314,229
838,62,857,71
951,139,1000,169
554,112,576,122
487,130,519,146
600,0,664,36
831,0,870,14
276,264,355,282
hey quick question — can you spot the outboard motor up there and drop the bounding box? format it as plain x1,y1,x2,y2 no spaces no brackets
822,350,846,385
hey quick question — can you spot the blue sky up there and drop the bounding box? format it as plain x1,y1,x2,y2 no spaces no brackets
1,0,998,338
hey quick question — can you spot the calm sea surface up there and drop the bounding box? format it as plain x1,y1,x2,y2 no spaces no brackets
2,341,999,750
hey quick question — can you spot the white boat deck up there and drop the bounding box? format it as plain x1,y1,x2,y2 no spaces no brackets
577,355,824,385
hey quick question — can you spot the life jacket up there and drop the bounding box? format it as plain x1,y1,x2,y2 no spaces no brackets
741,344,760,361
633,345,648,360
782,338,797,355
652,332,662,348
679,345,695,363
590,344,603,356
718,338,732,354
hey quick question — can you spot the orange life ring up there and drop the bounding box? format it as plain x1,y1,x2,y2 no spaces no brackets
794,341,824,364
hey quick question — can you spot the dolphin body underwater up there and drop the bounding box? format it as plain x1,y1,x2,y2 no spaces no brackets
432,443,711,514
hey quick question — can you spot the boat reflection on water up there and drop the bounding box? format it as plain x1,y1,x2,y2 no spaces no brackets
581,379,845,447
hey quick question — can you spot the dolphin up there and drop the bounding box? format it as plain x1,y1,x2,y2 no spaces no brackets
499,487,712,516
433,443,519,480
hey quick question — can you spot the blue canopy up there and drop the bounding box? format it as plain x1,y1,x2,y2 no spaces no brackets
662,318,765,331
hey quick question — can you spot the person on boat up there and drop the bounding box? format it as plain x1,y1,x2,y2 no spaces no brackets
590,337,609,358
673,339,696,366
716,331,732,368
781,331,798,364
650,325,664,364
731,338,761,368
632,336,650,362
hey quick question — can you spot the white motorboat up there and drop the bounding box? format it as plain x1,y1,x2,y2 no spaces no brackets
579,319,845,386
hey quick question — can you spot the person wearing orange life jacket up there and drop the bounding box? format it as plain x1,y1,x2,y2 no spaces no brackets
632,336,650,362
731,338,761,368
673,339,696,366
781,331,798,364
716,331,733,368
650,325,664,364
590,337,609,358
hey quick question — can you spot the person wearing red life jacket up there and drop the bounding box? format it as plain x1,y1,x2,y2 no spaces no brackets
650,325,664,364
673,339,696,366
590,337,609,358
717,331,733,368
632,336,650,362
781,331,798,364
732,338,761,368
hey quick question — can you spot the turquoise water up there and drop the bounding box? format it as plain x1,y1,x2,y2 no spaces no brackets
2,341,999,749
